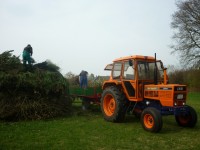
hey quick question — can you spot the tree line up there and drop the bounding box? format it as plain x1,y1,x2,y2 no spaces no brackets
168,67,200,92
169,0,200,92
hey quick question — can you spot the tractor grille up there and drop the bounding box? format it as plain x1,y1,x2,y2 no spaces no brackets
174,93,186,101
173,86,187,106
174,86,187,101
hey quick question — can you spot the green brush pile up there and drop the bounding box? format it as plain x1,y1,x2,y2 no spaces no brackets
0,51,71,121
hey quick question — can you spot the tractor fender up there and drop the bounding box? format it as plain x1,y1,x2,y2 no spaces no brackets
102,80,122,90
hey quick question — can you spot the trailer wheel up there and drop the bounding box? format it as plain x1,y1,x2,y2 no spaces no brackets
175,106,197,127
141,107,163,132
101,86,127,122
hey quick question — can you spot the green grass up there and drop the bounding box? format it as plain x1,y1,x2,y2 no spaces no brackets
0,93,200,150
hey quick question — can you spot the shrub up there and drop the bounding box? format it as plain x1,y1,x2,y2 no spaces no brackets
0,51,72,121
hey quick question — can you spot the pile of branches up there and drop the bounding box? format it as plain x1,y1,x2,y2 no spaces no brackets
0,51,72,121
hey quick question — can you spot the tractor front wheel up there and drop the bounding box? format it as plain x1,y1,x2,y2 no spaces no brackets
141,107,163,132
175,105,197,127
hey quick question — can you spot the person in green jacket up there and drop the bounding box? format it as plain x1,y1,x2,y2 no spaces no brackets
23,44,33,71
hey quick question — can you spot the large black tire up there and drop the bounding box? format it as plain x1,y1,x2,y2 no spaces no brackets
141,107,163,133
175,105,197,127
100,86,127,122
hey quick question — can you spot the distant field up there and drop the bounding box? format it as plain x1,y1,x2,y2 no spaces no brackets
0,92,200,150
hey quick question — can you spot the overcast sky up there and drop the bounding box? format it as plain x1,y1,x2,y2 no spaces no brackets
0,0,179,76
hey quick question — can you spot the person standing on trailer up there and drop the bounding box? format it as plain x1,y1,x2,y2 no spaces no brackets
22,44,33,71
79,70,88,88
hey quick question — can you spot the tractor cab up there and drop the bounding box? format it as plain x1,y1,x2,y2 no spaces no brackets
103,55,167,101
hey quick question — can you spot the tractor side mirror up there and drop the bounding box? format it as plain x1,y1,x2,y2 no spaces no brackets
129,59,133,66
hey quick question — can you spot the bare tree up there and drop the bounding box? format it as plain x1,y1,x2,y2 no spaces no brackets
65,71,79,85
65,71,75,79
171,0,200,68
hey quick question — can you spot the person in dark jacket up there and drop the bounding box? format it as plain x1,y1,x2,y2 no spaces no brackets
79,70,88,88
23,44,33,70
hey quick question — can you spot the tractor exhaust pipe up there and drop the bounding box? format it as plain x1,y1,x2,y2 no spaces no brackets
154,53,158,85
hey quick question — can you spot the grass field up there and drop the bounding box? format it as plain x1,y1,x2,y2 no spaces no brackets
0,92,200,150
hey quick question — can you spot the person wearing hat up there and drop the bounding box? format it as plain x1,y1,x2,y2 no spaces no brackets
23,44,33,70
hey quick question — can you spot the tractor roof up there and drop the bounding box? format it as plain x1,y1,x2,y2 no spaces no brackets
113,55,155,62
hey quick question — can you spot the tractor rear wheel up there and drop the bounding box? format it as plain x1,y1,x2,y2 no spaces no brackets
141,107,163,132
101,86,127,122
175,105,197,127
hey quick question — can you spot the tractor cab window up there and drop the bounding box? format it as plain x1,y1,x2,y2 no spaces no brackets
104,64,113,70
112,62,122,79
138,61,156,80
124,61,135,80
137,61,163,80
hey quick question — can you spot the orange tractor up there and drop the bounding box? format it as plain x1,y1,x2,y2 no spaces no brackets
100,54,197,132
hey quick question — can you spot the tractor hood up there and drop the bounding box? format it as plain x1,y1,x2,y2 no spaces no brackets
144,84,187,107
